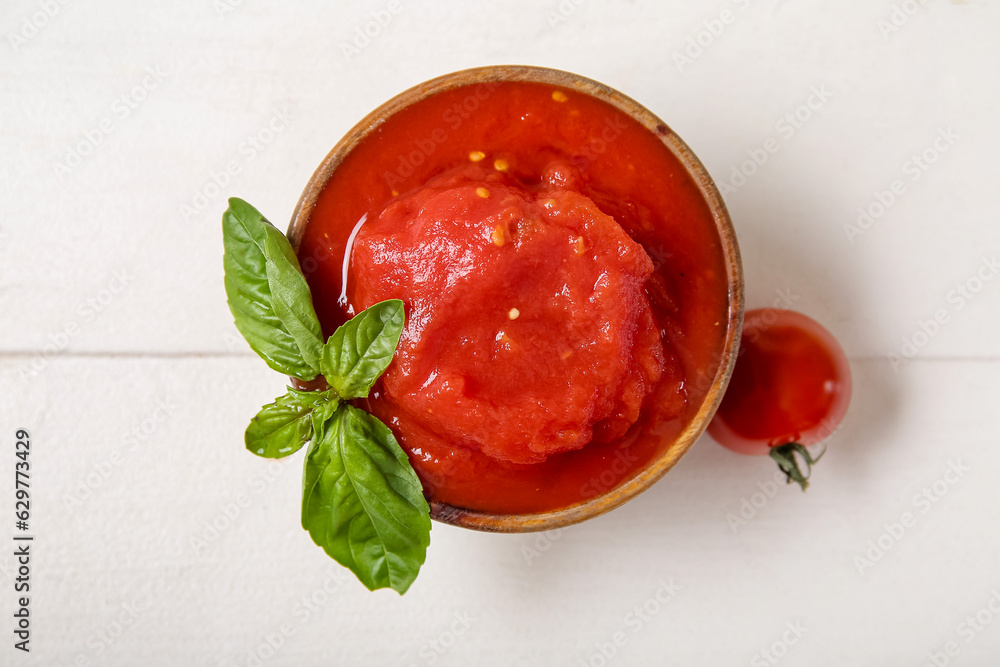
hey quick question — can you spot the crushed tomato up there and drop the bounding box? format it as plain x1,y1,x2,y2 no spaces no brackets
298,81,729,514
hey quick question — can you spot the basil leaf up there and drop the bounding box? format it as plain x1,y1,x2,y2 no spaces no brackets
321,299,405,400
263,226,325,374
245,388,338,459
222,197,319,380
301,405,431,594
309,393,341,438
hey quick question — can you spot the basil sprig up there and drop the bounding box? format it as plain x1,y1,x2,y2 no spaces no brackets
222,197,430,595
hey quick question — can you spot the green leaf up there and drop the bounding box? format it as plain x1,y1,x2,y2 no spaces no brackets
321,299,405,400
263,226,325,374
245,388,338,459
309,393,341,439
301,405,431,594
222,197,321,380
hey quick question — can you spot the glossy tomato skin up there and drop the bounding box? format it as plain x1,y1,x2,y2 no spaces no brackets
708,309,851,456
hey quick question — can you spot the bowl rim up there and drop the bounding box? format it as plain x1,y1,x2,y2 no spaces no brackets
288,64,744,533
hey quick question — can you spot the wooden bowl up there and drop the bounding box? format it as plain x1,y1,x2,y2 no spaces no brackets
289,65,744,533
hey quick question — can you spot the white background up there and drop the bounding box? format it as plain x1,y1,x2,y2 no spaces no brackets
2,1,999,665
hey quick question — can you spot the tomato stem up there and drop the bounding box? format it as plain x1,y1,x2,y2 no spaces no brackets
769,443,825,491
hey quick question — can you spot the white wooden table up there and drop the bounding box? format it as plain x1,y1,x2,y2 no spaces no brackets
3,1,999,665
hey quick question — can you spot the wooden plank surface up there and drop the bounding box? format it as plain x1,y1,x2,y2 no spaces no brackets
2,1,998,664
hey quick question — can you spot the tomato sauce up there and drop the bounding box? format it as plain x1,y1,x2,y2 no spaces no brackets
297,81,729,514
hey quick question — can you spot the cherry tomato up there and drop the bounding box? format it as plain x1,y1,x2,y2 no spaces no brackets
708,309,851,489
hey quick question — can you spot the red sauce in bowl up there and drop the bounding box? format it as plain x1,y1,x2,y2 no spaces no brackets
297,80,730,515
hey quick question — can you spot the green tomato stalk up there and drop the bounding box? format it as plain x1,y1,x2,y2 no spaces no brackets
768,443,826,492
